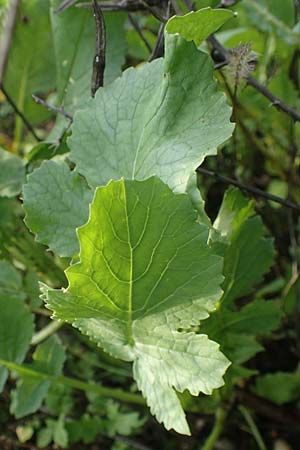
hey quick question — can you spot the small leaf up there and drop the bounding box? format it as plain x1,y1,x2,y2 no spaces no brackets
201,299,282,364
53,416,69,449
166,7,234,46
10,335,65,418
0,259,25,300
253,371,300,405
0,295,34,392
213,187,275,306
23,161,93,257
16,425,34,443
105,401,144,437
0,148,25,198
45,177,229,434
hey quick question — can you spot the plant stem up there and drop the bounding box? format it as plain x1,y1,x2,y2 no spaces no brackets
196,167,300,212
239,405,267,450
200,407,227,450
31,320,64,346
0,359,146,406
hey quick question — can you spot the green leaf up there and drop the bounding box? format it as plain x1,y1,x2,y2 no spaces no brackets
45,177,230,435
16,425,34,443
213,188,275,307
23,161,93,257
201,299,282,364
253,371,300,405
105,401,145,437
202,299,282,337
69,32,233,192
53,415,69,448
23,33,233,257
0,259,25,300
213,186,254,238
0,295,34,392
10,336,65,418
36,425,53,448
0,148,25,198
166,7,234,46
66,415,102,444
243,0,299,45
4,0,55,124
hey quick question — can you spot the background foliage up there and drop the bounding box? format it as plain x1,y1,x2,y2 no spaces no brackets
1,0,300,449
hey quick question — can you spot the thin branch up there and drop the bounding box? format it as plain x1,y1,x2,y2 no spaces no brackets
54,0,77,13
217,0,241,7
77,1,166,20
128,13,152,53
1,85,41,141
183,0,194,10
31,320,63,346
170,0,181,15
0,0,20,85
0,358,146,406
76,1,148,12
201,408,228,450
32,95,73,121
196,166,300,212
91,0,106,97
148,0,171,61
140,0,166,22
148,22,165,61
238,406,267,450
208,35,300,122
246,76,300,122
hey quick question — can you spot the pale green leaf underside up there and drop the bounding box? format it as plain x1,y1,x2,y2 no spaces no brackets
23,161,93,257
69,32,234,193
45,177,229,434
166,7,234,46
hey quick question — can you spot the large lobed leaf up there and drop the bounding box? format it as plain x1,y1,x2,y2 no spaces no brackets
69,32,233,193
23,32,233,257
44,177,230,435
